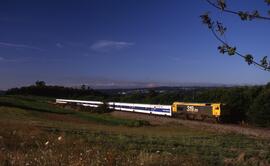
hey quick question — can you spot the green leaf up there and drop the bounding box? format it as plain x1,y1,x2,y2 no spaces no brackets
217,0,227,10
238,11,249,21
249,10,260,20
217,45,227,54
216,21,227,35
200,12,213,29
244,54,254,65
227,47,236,56
260,56,268,69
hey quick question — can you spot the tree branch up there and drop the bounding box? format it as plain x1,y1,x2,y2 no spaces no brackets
210,24,270,71
206,0,270,21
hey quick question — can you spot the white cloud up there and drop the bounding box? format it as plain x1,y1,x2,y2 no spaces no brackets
90,40,134,52
0,57,4,61
0,42,43,51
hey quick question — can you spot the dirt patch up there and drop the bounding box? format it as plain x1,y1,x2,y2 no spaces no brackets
111,111,270,139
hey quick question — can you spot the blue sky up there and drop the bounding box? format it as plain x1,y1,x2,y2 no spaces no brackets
0,0,269,89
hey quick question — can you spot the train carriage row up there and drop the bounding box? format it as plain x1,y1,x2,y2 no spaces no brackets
55,99,221,121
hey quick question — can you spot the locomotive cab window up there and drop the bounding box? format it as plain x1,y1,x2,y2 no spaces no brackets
177,106,185,112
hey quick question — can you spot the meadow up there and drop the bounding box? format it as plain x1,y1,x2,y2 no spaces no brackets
0,95,269,165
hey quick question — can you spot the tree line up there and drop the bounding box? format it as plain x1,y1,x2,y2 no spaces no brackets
6,81,105,99
4,81,270,127
100,85,270,127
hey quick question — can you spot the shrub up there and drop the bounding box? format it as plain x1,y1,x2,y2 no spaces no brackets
248,89,270,127
95,103,113,113
219,88,251,123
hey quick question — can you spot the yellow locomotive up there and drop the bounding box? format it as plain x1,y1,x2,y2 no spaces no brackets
172,102,221,121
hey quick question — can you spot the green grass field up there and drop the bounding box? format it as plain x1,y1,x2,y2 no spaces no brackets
0,95,269,165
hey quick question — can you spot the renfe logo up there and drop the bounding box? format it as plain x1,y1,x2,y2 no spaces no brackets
187,106,199,113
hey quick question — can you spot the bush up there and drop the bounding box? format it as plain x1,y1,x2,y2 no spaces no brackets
95,103,113,113
219,88,252,123
248,89,270,127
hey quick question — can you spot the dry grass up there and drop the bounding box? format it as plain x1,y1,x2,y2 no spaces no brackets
111,111,270,139
0,102,270,165
0,122,202,166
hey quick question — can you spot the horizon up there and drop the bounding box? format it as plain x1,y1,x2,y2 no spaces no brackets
0,79,267,91
0,0,269,89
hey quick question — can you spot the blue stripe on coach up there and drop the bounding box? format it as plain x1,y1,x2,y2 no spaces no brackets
151,108,171,113
114,104,170,113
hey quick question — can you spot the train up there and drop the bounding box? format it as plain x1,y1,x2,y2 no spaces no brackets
55,99,221,121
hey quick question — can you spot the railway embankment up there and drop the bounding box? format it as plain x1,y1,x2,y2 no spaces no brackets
111,111,270,139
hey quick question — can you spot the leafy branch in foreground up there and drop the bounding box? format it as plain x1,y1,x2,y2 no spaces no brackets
201,0,270,71
206,0,270,20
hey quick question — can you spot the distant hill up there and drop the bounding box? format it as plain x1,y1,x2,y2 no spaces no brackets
92,83,233,90
0,90,5,95
99,86,233,95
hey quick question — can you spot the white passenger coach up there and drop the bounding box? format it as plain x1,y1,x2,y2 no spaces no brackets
56,99,172,116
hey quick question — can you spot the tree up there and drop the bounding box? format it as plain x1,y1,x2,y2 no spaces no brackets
35,80,46,87
81,84,86,90
248,88,270,127
96,103,112,113
201,0,270,71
